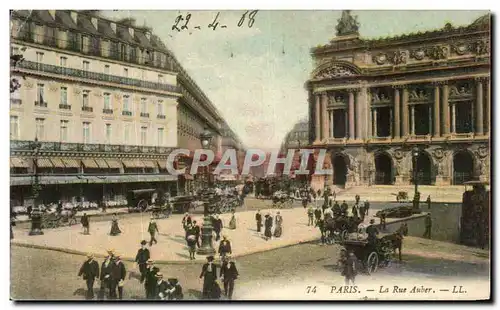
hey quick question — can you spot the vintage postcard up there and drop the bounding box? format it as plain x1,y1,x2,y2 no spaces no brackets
9,9,490,301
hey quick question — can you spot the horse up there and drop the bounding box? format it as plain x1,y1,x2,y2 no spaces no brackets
379,228,405,261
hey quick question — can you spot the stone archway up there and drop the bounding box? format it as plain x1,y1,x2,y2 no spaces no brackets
453,150,475,185
332,154,348,186
374,152,393,185
413,151,434,185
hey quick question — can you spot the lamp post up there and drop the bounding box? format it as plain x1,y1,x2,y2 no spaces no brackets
412,147,421,210
197,129,216,256
29,137,44,235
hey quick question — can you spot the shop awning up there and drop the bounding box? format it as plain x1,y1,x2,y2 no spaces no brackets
142,160,156,168
62,158,81,168
105,159,122,169
36,158,53,168
10,157,30,168
134,159,146,168
122,159,144,168
50,158,66,168
82,159,99,168
94,158,109,169
157,160,167,170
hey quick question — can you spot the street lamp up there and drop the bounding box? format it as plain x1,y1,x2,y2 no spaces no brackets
197,128,216,256
412,147,421,210
29,137,44,235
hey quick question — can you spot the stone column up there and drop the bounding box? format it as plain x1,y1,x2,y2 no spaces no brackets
442,83,450,135
366,89,372,139
329,110,334,137
314,94,321,142
402,87,409,136
348,91,355,139
428,105,433,135
433,85,440,137
389,108,393,137
344,110,348,138
393,87,400,138
452,103,456,133
475,78,484,135
373,108,378,137
486,79,490,133
411,105,415,135
321,92,329,140
355,91,363,139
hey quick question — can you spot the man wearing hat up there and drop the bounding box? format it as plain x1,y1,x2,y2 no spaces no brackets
98,249,114,300
218,235,232,261
255,210,262,233
264,213,273,241
343,251,358,285
199,255,219,299
141,259,159,299
110,254,126,300
220,255,239,300
135,240,150,277
182,212,192,228
153,272,168,300
148,218,160,246
78,253,100,300
212,214,223,242
166,278,184,300
366,219,379,246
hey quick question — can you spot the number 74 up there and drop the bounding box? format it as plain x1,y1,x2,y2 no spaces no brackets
306,286,317,294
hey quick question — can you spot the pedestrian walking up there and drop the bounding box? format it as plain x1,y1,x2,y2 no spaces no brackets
187,234,197,260
364,200,370,216
212,214,223,242
98,249,114,300
274,211,283,238
352,204,359,219
182,212,192,228
255,210,262,233
141,259,159,299
154,272,169,300
343,251,358,285
193,220,201,247
78,253,99,300
426,195,432,210
166,278,184,300
228,210,237,230
424,213,432,239
109,214,121,236
110,254,126,300
148,218,159,246
359,204,365,222
220,255,239,300
317,218,326,245
341,200,349,216
314,206,322,227
307,205,314,226
134,240,150,278
81,212,90,235
200,256,220,300
218,236,232,261
264,213,273,241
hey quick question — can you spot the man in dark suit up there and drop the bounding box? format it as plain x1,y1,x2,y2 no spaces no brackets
218,235,232,261
141,259,159,300
148,218,159,246
255,210,262,233
78,253,100,300
199,255,218,299
81,213,90,235
135,240,150,277
193,220,201,247
212,214,223,242
98,249,114,300
110,254,126,300
220,255,239,299
343,252,358,285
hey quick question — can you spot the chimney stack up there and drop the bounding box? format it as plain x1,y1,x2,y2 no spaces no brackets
48,10,56,20
70,11,78,24
91,17,98,30
110,22,116,34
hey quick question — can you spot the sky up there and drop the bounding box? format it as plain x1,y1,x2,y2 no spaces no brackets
103,10,488,150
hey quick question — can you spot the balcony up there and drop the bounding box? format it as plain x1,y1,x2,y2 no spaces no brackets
10,99,22,105
34,101,48,108
157,114,166,119
82,106,93,112
102,108,113,114
59,104,71,110
14,61,180,94
140,112,150,118
122,111,132,116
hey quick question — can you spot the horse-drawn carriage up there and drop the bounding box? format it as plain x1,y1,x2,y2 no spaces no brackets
127,189,156,213
323,214,363,244
197,188,239,214
41,209,77,229
272,191,294,209
341,238,392,274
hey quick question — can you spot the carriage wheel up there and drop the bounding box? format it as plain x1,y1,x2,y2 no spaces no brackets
367,252,379,275
137,199,148,212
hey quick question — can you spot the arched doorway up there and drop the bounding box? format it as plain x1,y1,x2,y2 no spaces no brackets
453,151,474,185
333,154,347,186
413,151,433,185
374,153,393,185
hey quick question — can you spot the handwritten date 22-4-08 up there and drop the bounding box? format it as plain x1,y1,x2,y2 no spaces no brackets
172,10,259,32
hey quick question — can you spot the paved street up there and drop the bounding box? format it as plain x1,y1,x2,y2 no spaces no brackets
10,237,489,300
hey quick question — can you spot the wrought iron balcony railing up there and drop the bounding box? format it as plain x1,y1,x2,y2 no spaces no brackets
82,106,93,112
140,112,150,118
34,101,48,108
59,104,71,110
15,61,180,94
157,114,166,119
102,108,113,114
10,140,174,155
122,111,132,116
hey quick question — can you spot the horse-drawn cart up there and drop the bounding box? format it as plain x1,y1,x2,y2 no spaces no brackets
341,238,392,274
41,210,77,229
127,189,156,213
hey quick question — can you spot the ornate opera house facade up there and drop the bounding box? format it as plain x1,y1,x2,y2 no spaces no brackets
306,12,490,188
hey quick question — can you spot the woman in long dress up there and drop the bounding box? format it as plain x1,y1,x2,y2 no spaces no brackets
110,213,121,236
264,213,273,241
228,210,237,230
273,211,283,238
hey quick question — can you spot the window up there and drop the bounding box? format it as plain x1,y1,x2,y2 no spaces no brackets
141,70,145,80
104,65,110,74
10,116,19,139
60,87,68,105
140,98,147,113
104,93,111,110
140,126,147,145
60,120,68,142
105,124,112,144
35,118,45,140
11,47,20,56
157,100,164,115
59,56,67,67
124,123,130,143
82,90,90,107
157,128,164,146
123,95,130,111
123,68,128,77
82,60,90,70
36,83,44,104
158,74,164,84
82,122,91,144
36,52,44,63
